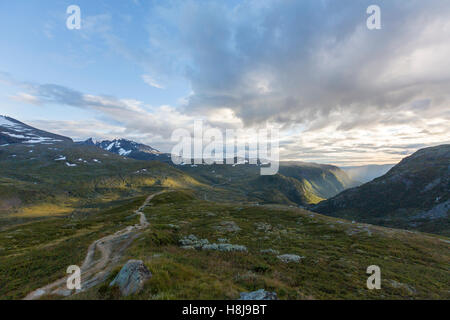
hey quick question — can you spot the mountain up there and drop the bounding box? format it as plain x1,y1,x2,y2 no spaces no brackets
341,164,395,184
179,161,358,205
0,117,203,228
77,137,358,205
313,145,450,236
77,138,172,162
0,115,72,145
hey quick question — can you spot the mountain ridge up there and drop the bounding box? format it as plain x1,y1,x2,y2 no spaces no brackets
313,144,450,235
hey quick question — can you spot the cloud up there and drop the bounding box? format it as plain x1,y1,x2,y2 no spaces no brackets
141,75,164,89
10,92,43,105
3,0,450,165
4,72,449,164
143,0,450,128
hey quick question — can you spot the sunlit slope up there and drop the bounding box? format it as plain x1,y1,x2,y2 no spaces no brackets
0,142,202,226
179,161,357,206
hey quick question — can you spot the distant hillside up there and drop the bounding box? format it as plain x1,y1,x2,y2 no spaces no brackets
77,137,357,205
342,164,395,184
313,145,450,236
77,138,172,162
180,161,357,206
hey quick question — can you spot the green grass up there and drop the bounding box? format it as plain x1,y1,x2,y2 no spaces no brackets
0,142,204,230
73,192,450,300
0,196,150,299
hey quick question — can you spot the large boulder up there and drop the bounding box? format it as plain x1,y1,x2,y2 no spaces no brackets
239,289,277,300
109,260,152,296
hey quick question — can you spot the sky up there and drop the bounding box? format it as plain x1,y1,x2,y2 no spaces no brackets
0,0,449,166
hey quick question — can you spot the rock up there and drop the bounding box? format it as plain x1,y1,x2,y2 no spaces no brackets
215,221,241,232
202,243,247,252
179,234,208,247
109,260,152,296
202,243,219,251
260,249,280,255
239,289,277,300
277,254,304,263
388,280,417,295
217,244,247,252
254,222,272,232
180,234,246,252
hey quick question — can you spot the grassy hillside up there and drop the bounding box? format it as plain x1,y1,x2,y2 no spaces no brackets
0,142,203,229
1,190,448,300
46,191,450,300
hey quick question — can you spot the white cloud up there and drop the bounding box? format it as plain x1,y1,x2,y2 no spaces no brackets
141,75,164,89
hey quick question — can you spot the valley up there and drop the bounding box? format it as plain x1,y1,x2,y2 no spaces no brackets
0,116,449,300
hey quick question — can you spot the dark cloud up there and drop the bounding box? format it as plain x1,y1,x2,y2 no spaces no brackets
146,0,450,129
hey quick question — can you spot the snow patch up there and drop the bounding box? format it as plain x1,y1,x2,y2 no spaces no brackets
118,148,132,156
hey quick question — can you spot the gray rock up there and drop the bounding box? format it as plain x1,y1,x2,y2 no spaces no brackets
202,243,247,252
260,249,280,255
180,234,246,252
109,260,152,296
215,221,241,232
411,199,449,220
254,222,272,232
217,244,247,252
202,243,219,251
277,254,304,263
239,289,277,300
388,280,417,295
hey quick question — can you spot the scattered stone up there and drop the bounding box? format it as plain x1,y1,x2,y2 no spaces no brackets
215,221,241,232
179,234,209,248
109,260,152,296
260,249,279,255
388,280,417,295
179,235,247,252
202,243,247,252
217,238,228,243
239,289,277,300
277,254,304,263
254,222,272,232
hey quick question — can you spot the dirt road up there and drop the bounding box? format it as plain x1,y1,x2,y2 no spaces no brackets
23,191,165,300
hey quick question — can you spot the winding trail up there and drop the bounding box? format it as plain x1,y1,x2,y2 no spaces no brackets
23,191,165,300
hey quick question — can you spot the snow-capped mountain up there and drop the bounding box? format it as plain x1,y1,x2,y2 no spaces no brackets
77,138,171,162
0,115,72,145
